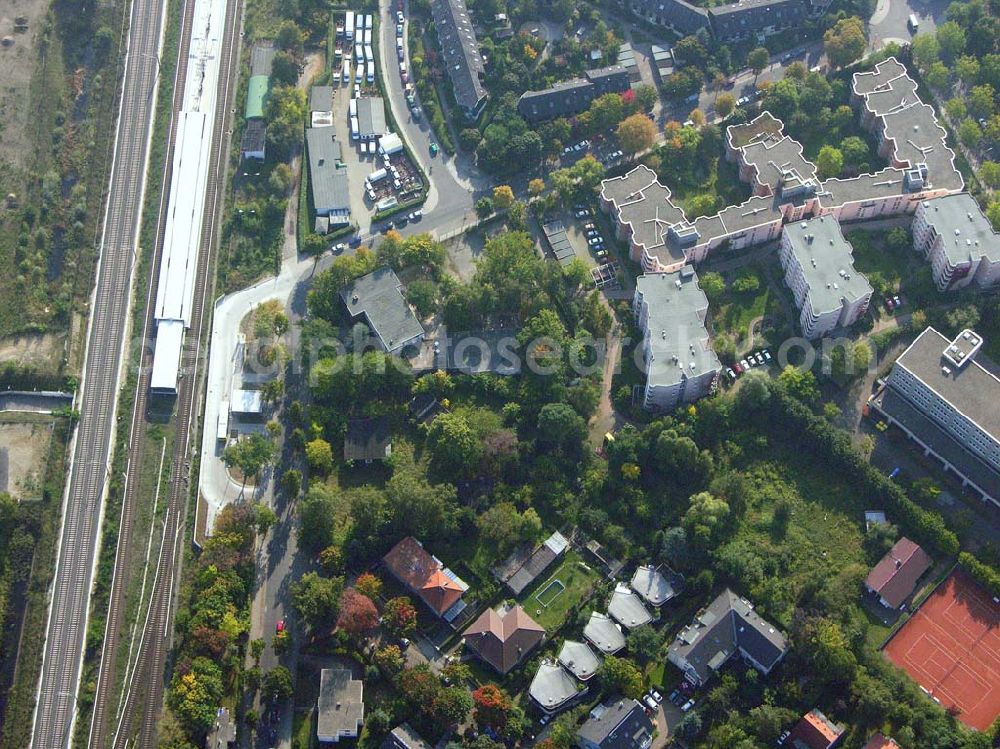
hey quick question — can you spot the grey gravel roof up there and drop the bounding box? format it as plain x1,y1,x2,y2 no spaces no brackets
583,612,626,654
920,194,1000,268
558,640,601,680
305,128,349,217
782,215,872,315
529,660,580,711
630,565,679,607
250,42,275,76
317,669,364,742
357,96,387,138
607,583,653,629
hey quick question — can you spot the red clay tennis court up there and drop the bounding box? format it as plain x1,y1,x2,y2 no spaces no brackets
884,569,1000,731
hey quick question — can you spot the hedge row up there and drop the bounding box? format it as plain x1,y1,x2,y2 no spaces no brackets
959,552,1000,598
755,386,961,557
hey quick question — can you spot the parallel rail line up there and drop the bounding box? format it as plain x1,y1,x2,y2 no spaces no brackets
30,0,169,743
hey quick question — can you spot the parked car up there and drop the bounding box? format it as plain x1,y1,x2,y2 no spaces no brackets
397,22,404,35
755,352,764,366
575,209,590,218
595,249,608,259
777,729,791,745
429,142,439,156
741,358,751,370
681,699,696,712
893,294,902,308
733,361,743,375
332,242,347,253
586,229,599,238
650,689,663,704
737,96,750,106
885,297,895,311
588,236,603,246
762,349,772,362
349,234,363,247
668,689,682,705
726,367,736,381
409,209,423,221
397,10,404,22
275,619,285,633
643,695,658,712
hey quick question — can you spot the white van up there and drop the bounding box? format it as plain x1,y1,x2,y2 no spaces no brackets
341,59,350,84
364,13,373,30
355,65,363,83
364,28,372,45
354,43,363,64
365,45,374,64
366,61,375,84
345,11,355,40
351,116,360,140
349,98,358,118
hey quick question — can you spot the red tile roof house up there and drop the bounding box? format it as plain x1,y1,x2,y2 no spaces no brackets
382,537,469,622
463,603,545,674
865,537,932,610
862,733,901,749
785,709,844,749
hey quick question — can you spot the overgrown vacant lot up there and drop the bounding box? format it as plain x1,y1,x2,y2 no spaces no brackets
716,443,869,629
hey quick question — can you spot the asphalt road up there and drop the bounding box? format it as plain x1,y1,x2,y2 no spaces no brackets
869,0,949,48
30,0,168,744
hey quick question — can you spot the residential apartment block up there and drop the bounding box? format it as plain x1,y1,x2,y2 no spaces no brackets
430,0,487,117
872,327,1000,505
621,0,812,41
778,216,872,339
517,66,631,123
912,194,1000,291
632,269,720,413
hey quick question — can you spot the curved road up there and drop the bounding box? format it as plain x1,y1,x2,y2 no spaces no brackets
30,0,168,744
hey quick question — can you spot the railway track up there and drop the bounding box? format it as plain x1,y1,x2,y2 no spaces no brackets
86,0,198,745
29,0,168,744
105,0,245,745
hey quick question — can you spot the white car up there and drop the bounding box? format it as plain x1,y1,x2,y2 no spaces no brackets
649,689,663,704
588,236,603,246
642,695,658,712
681,699,695,712
397,10,404,22
575,209,589,218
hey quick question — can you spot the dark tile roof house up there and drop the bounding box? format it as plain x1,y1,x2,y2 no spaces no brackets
707,0,810,41
381,724,432,749
241,118,266,161
305,127,350,225
382,537,469,619
494,531,569,595
786,709,844,749
429,0,487,116
626,0,710,37
518,66,631,123
340,267,425,355
865,537,932,609
344,417,392,463
464,604,545,674
576,698,654,749
317,669,364,743
667,589,788,685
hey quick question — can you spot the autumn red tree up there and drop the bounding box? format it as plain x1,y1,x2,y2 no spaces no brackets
383,596,418,637
336,588,378,636
398,664,441,710
189,626,229,658
472,684,512,729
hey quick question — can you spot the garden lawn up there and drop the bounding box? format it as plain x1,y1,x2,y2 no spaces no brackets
516,550,601,631
720,442,870,629
708,266,782,348
668,152,749,218
846,228,938,305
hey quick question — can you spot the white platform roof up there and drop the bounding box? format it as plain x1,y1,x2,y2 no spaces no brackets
150,319,185,393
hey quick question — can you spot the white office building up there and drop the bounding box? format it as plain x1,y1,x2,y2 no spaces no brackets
778,216,872,339
873,327,1000,505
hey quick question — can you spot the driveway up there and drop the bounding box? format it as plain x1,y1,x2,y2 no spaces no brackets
869,0,949,48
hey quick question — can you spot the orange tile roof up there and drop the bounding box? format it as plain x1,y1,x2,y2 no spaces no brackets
419,569,464,614
862,733,900,749
383,537,464,616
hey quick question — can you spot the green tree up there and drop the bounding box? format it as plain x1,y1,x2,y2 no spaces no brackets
925,62,949,92
425,411,482,480
222,433,276,482
626,626,663,664
980,161,1000,188
747,47,770,84
823,17,866,68
715,92,736,118
291,571,344,630
306,438,334,473
683,492,730,544
537,403,587,453
911,34,941,71
492,185,515,211
383,596,418,637
699,271,725,301
960,118,983,148
936,20,966,60
167,657,224,734
840,136,869,167
476,502,543,554
297,484,339,551
778,365,819,403
946,97,968,121
600,656,644,698
816,145,844,179
955,55,981,84
387,447,459,537
337,587,379,636
969,84,996,118
263,665,294,703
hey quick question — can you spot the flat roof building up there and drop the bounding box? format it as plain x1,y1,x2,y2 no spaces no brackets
873,327,1000,505
317,669,364,743
230,388,263,415
340,267,425,355
529,660,581,713
240,118,266,161
306,128,351,227
778,216,873,340
913,193,1000,291
245,75,269,120
429,0,487,117
381,724,432,749
633,269,720,413
356,96,387,140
